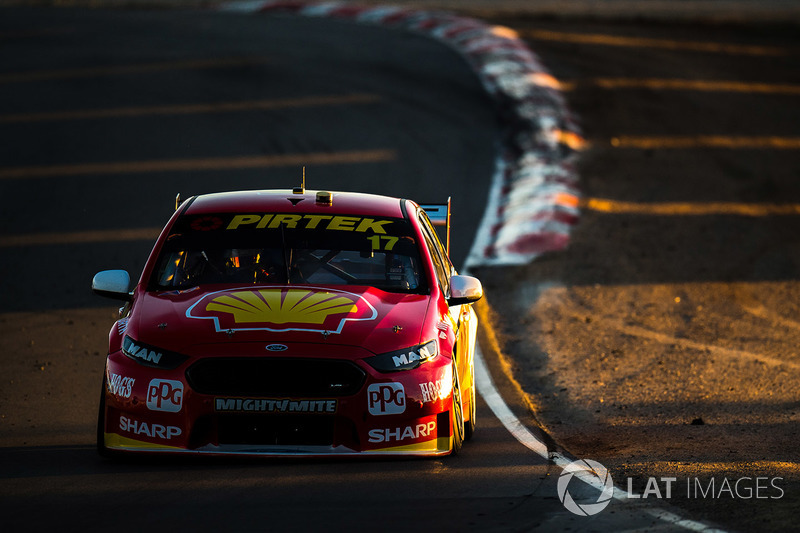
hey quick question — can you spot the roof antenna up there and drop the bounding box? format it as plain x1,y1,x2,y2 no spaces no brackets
293,167,305,195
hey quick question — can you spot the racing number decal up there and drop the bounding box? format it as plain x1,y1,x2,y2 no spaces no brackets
367,235,398,251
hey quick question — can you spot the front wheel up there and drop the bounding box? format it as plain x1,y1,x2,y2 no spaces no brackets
464,378,476,441
96,377,109,457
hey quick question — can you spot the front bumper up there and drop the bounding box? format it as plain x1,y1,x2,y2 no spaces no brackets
101,351,455,457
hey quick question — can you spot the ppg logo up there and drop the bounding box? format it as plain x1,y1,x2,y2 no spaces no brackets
146,379,184,413
367,383,405,415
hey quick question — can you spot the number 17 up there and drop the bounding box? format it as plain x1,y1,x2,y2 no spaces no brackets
368,235,398,251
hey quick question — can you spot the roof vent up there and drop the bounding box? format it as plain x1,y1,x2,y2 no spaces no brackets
316,191,333,205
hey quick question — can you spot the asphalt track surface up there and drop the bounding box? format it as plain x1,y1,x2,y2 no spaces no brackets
3,5,799,533
0,7,498,312
0,7,603,533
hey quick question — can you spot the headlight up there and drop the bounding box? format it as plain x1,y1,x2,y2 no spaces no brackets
365,340,438,372
122,336,187,369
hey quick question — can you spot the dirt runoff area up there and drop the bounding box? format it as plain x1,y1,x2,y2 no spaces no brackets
466,14,800,531
472,164,800,531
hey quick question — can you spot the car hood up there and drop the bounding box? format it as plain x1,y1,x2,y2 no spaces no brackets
127,285,431,356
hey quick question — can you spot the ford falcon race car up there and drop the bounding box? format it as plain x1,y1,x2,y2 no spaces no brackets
92,188,482,457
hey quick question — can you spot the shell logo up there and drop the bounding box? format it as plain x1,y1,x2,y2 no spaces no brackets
186,286,377,334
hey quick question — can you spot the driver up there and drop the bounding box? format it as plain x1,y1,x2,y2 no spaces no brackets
225,248,277,283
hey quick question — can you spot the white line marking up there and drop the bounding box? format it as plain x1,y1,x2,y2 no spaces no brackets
473,343,549,459
474,342,724,531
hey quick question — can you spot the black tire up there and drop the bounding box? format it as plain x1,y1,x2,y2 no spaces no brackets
450,361,464,455
96,377,110,457
464,376,476,441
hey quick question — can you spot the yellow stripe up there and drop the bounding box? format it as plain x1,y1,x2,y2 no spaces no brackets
555,192,581,209
521,29,787,56
489,25,520,40
582,197,800,217
610,136,800,149
104,432,182,450
0,228,162,248
527,72,565,90
0,149,397,180
0,57,271,84
555,129,588,151
0,93,381,124
105,433,452,455
370,436,450,453
624,461,800,475
565,78,800,95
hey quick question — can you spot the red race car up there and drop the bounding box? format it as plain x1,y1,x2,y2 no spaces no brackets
92,187,482,457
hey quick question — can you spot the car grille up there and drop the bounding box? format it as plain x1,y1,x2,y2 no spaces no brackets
185,357,366,397
188,414,360,449
217,414,335,446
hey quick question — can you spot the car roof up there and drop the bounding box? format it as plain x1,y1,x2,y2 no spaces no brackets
182,189,407,219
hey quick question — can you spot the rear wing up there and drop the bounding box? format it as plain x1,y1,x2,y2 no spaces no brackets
419,197,451,257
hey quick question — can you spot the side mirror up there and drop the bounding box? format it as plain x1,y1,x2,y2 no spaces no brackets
92,270,132,301
449,275,483,306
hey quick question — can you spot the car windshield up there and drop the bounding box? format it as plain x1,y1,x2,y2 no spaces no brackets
150,212,428,294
